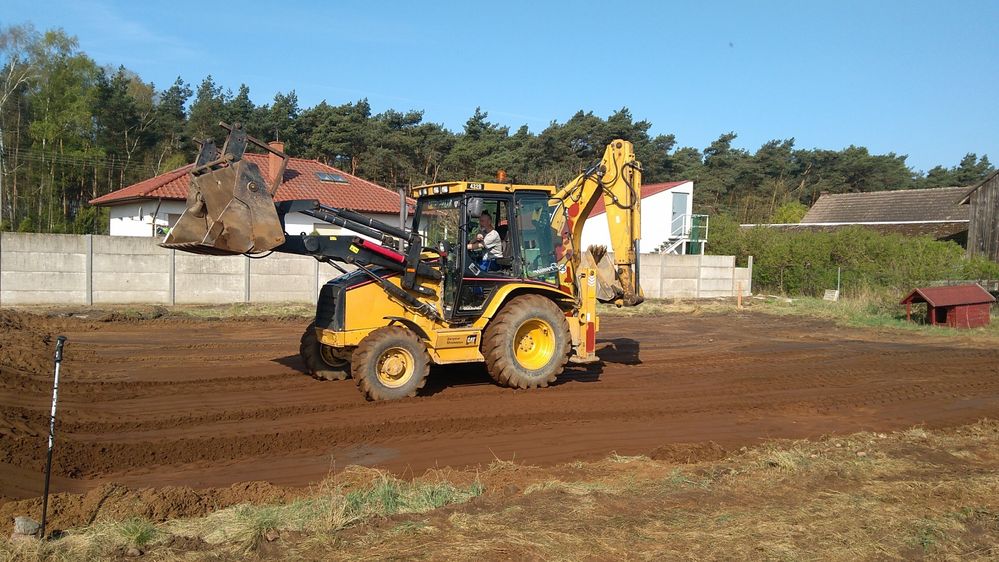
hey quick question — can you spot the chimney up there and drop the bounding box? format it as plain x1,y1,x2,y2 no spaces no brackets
819,190,829,198
268,141,286,186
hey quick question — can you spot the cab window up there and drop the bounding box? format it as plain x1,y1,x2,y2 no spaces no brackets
465,198,513,277
516,195,561,285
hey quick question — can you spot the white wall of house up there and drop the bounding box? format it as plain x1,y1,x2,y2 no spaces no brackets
284,211,405,241
108,200,404,242
580,181,694,252
109,201,189,237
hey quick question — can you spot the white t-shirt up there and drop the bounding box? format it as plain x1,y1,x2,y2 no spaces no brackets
482,229,503,258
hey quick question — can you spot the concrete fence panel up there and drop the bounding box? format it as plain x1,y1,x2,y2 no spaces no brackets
250,253,316,303
0,232,88,305
0,232,753,305
92,236,171,304
174,253,245,304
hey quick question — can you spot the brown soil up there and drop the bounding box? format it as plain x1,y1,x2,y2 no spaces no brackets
2,308,998,530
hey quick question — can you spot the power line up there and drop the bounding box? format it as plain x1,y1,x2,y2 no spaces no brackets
1,146,162,174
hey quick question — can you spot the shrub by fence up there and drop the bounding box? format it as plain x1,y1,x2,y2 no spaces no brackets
707,216,999,297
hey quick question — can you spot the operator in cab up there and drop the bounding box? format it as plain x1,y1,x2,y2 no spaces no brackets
467,210,503,270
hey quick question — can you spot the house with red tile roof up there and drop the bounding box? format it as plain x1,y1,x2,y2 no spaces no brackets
581,180,701,254
89,143,411,239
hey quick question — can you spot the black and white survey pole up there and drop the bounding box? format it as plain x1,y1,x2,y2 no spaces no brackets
39,335,66,540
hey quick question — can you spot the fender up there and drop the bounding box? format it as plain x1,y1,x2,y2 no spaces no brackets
473,282,576,327
384,316,432,341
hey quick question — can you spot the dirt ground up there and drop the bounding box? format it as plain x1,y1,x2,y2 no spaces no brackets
2,308,998,529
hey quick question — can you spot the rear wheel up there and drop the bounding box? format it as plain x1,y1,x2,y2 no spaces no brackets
352,326,430,401
300,323,351,381
482,294,570,389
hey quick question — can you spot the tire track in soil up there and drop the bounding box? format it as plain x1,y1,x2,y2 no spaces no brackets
2,311,998,499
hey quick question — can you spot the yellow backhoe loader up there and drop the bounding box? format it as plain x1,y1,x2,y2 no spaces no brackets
163,122,644,400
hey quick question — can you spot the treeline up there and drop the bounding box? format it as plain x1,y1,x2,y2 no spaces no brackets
0,24,994,234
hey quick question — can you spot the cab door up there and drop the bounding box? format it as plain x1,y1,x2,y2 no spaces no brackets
453,194,514,319
413,196,463,319
514,192,562,287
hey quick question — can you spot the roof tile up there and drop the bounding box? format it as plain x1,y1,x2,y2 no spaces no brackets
90,154,411,215
802,186,970,223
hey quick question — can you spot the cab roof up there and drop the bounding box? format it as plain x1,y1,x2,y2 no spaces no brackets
411,181,555,198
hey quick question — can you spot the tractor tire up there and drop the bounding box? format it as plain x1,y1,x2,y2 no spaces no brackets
482,294,571,389
352,326,430,401
299,323,351,381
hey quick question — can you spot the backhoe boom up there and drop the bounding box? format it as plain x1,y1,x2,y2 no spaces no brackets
551,139,644,306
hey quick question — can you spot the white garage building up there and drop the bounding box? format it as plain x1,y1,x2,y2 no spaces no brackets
90,144,410,239
581,180,703,254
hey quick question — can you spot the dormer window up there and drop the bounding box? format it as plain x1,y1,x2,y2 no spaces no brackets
316,172,348,183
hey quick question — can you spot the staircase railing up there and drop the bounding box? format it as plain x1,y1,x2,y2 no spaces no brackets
659,214,710,255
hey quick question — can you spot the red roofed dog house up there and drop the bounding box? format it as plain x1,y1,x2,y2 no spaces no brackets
900,284,995,329
90,142,411,239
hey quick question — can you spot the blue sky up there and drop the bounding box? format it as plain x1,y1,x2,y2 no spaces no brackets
6,0,998,172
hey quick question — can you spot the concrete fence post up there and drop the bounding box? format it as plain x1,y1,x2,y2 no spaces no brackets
244,255,251,303
85,234,93,306
658,254,665,299
168,249,176,305
695,254,702,299
313,259,320,302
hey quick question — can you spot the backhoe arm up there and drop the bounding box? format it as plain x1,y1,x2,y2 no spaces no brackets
552,140,644,306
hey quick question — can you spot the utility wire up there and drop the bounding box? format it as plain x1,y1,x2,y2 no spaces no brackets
1,146,162,174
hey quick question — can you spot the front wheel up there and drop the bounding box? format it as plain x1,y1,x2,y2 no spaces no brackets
300,323,351,381
482,294,571,389
352,326,431,401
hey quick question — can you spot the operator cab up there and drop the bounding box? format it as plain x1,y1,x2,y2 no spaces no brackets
413,184,568,322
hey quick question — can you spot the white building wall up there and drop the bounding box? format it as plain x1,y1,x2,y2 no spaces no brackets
283,211,404,238
108,200,403,241
580,181,694,252
109,201,188,237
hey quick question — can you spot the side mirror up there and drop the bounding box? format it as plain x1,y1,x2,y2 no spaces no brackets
467,197,484,219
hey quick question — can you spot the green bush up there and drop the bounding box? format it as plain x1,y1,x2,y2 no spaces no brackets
707,215,998,296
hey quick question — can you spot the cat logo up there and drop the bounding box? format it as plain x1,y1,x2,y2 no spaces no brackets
466,334,477,345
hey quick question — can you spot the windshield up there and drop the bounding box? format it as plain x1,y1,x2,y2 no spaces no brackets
417,197,461,247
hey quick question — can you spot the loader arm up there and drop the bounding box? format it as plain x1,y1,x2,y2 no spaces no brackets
551,140,644,306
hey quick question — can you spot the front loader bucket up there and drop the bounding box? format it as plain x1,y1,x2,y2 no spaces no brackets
161,122,287,255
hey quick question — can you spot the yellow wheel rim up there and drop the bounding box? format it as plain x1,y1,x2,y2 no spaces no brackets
513,319,556,371
376,346,415,388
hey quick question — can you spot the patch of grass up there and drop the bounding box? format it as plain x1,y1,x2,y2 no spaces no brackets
113,517,159,549
6,469,485,559
524,479,616,496
228,505,282,553
606,452,650,464
9,421,999,560
486,457,520,472
412,481,483,511
759,447,806,472
600,296,999,340
170,302,315,319
660,468,713,491
907,519,943,553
